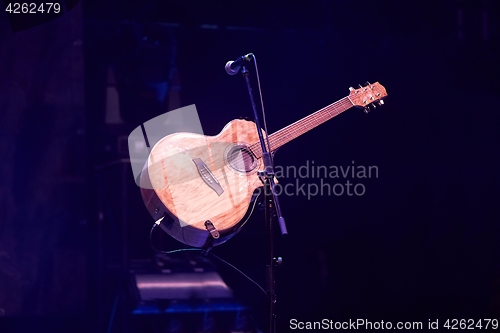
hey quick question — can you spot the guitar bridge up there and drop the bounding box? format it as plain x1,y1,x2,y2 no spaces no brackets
192,158,224,196
204,220,220,239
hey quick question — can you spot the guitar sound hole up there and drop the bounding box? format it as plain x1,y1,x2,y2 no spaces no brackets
226,145,257,173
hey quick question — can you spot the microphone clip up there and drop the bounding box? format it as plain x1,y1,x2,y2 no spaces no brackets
225,53,254,75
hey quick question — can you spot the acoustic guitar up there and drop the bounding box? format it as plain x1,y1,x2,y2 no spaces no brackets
140,82,387,248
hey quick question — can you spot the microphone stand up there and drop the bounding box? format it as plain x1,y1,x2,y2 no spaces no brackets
240,64,287,333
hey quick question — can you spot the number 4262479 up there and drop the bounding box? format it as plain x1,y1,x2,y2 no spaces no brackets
6,3,61,14
444,319,498,330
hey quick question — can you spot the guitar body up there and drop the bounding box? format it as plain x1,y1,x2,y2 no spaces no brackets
140,119,265,248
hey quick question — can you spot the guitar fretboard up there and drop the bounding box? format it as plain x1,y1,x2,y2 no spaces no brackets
249,96,354,158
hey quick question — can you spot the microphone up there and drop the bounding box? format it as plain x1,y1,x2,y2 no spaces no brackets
225,53,253,75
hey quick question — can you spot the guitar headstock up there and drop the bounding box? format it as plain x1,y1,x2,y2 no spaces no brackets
348,82,387,113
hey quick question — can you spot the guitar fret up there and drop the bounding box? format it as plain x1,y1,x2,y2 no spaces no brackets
250,96,354,158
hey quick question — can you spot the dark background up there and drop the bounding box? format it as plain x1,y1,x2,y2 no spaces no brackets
1,0,499,332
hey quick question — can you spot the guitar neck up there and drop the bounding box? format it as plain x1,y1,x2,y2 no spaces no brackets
249,96,354,158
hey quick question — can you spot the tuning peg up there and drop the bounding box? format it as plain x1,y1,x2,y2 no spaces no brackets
358,83,368,92
365,81,371,86
349,87,355,92
363,106,371,114
378,100,385,106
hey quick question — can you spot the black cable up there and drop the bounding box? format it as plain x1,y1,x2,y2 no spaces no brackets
149,223,266,296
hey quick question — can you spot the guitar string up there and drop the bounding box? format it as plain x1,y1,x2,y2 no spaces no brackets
250,97,352,156
270,98,353,147
272,97,352,146
249,97,354,157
